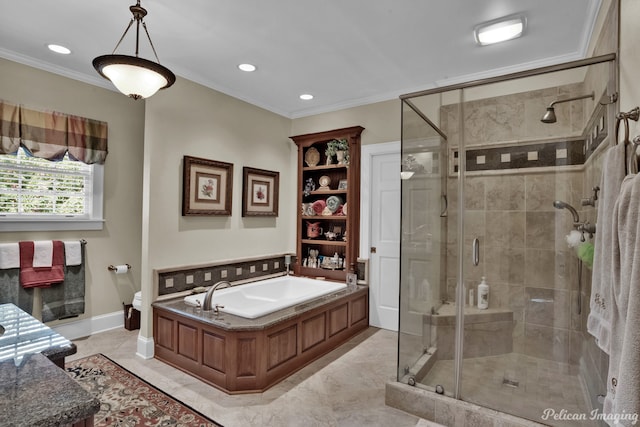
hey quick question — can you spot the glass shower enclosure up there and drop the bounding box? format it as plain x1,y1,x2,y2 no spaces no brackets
397,55,617,426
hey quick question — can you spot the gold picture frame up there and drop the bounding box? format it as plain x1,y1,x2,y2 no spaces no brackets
182,155,233,216
242,167,279,217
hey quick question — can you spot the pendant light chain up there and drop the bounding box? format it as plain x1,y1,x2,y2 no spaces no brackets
142,22,162,64
110,19,135,55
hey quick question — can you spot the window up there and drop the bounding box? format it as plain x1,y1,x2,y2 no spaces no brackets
0,147,104,231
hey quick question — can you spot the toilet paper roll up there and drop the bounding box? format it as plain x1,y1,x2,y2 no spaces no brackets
114,264,129,274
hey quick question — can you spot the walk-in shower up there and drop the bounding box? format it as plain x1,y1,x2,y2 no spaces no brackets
389,52,617,426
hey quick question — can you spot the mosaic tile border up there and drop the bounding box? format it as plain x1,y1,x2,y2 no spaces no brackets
156,255,295,296
452,138,585,173
449,98,608,174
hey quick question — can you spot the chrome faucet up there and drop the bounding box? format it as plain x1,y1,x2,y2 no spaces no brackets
202,280,231,311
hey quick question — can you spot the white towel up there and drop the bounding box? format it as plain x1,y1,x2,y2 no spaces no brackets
0,243,20,269
63,241,82,266
588,141,627,353
32,240,53,268
603,173,640,425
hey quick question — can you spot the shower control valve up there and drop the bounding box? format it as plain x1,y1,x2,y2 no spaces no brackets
581,186,600,207
577,221,596,240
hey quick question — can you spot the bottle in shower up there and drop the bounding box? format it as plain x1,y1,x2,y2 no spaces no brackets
477,276,489,310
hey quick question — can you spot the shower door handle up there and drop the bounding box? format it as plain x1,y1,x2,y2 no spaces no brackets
472,238,480,266
440,194,448,217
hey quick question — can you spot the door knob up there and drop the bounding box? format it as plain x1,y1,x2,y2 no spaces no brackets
371,247,377,253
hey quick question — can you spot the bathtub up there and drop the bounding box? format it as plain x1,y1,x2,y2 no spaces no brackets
184,276,347,319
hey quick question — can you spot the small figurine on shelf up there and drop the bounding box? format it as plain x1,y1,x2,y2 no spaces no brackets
303,177,316,197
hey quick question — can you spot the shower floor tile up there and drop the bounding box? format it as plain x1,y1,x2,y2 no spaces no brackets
422,353,597,427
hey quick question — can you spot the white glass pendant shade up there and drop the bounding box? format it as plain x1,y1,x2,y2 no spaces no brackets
93,55,175,100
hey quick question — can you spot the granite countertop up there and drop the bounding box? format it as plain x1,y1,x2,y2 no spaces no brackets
153,283,368,331
0,303,76,363
0,352,100,427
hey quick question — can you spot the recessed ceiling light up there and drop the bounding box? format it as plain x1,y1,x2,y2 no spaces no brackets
300,94,314,100
474,15,526,46
47,44,71,55
238,63,256,72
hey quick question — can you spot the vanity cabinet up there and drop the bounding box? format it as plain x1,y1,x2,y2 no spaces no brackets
290,126,363,281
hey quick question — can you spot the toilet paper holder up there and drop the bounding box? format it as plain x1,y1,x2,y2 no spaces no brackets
108,264,132,272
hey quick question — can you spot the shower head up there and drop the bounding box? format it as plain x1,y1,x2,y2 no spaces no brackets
553,200,580,223
541,107,557,123
540,92,595,124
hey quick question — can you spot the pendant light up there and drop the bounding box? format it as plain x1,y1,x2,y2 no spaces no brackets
93,0,175,100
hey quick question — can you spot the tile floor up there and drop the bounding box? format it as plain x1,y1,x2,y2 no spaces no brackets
68,326,443,427
423,353,596,427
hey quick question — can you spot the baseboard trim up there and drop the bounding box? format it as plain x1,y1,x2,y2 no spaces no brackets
136,335,155,359
51,310,123,341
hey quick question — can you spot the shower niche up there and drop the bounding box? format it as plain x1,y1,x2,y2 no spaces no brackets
392,55,617,426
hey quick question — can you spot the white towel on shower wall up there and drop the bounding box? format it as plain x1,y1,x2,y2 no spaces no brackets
588,142,626,354
603,173,640,426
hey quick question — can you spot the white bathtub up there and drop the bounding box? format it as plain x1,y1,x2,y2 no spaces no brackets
183,276,347,319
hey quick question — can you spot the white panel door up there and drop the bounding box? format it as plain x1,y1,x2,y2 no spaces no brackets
369,151,401,330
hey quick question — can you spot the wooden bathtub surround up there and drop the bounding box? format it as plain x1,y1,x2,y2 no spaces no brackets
153,285,369,394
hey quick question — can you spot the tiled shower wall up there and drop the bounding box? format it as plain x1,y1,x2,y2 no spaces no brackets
440,81,608,366
445,171,584,360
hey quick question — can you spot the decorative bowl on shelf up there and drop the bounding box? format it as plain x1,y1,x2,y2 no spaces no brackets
304,147,320,167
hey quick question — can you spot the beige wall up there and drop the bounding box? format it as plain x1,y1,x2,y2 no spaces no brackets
139,77,295,338
0,57,145,323
291,99,400,145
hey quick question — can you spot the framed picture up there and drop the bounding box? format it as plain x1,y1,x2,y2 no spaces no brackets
182,156,233,216
242,167,279,217
338,179,348,190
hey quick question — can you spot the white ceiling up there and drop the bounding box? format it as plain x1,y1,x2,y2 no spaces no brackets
0,0,602,118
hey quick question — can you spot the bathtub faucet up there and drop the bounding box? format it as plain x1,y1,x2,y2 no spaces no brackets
202,280,231,311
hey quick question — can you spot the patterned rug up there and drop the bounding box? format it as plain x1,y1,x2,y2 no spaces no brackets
66,353,222,427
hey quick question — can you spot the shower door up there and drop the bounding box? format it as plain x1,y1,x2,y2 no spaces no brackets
397,95,454,387
398,55,616,426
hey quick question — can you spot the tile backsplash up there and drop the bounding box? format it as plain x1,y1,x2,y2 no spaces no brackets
155,254,294,296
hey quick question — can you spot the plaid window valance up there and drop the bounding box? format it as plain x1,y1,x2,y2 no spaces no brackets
0,99,108,165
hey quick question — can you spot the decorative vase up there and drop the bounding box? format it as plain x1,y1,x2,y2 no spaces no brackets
336,150,347,165
306,222,323,238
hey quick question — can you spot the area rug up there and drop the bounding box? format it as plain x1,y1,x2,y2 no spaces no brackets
66,353,222,427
